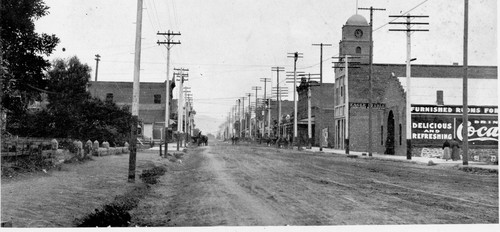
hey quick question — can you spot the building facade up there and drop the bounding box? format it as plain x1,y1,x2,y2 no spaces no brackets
88,81,178,142
295,80,335,146
332,14,498,159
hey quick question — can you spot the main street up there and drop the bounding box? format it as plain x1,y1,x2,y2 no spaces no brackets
131,141,498,226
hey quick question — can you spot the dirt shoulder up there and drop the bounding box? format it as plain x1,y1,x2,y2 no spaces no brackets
1,150,167,227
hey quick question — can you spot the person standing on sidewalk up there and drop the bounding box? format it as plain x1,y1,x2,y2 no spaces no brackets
442,140,451,161
450,138,461,161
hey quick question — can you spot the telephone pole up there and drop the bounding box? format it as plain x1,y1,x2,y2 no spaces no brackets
462,0,469,165
94,54,101,81
252,86,261,139
358,6,386,157
271,67,285,138
389,14,429,160
157,30,181,156
260,78,271,137
174,68,188,151
183,87,191,147
333,55,360,154
241,97,245,137
312,43,332,83
288,52,303,148
129,0,143,182
246,93,253,139
237,99,241,137
298,73,320,148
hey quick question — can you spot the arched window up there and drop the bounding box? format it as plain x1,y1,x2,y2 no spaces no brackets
356,46,362,54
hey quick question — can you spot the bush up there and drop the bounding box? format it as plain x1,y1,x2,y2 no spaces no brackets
139,166,167,184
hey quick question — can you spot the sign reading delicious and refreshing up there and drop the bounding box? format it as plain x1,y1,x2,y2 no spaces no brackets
411,105,498,145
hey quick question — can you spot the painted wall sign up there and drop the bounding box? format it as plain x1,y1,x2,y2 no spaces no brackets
411,105,498,145
411,105,498,115
349,102,386,109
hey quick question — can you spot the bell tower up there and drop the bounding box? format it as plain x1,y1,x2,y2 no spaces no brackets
339,14,370,63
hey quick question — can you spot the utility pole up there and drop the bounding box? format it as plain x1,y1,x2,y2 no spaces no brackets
271,67,285,138
183,87,191,147
333,55,360,154
174,68,188,151
307,76,312,148
241,97,247,137
228,109,232,139
462,0,469,165
157,30,181,156
237,99,241,137
359,6,386,157
252,86,261,139
298,73,320,148
312,43,332,83
246,93,253,139
94,54,101,81
129,0,143,182
389,14,429,160
260,78,271,137
0,0,4,151
288,52,303,149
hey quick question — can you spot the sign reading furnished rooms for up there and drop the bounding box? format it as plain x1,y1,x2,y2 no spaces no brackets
411,104,498,145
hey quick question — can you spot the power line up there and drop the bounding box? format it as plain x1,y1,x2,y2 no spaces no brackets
373,0,430,32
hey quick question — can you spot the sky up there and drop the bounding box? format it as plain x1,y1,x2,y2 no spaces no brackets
34,0,497,134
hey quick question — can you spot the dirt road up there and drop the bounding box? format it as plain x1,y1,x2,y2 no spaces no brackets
131,141,499,226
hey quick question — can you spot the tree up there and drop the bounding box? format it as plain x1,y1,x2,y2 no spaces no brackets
44,56,92,138
7,56,134,145
0,0,59,114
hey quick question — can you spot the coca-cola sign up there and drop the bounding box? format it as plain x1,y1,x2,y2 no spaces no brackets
456,119,498,142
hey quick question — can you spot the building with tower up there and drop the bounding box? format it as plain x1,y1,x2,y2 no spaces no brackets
331,14,497,161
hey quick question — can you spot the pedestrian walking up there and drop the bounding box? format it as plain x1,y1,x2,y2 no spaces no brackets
442,140,451,161
450,138,461,161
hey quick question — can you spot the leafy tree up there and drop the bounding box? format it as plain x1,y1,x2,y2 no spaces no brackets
7,56,134,145
1,0,59,114
44,56,92,137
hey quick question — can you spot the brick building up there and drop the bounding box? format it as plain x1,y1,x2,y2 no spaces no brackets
333,14,498,158
88,81,178,141
294,79,335,146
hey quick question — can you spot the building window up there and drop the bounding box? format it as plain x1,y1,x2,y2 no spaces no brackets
356,46,362,54
436,90,444,105
106,93,113,102
154,94,161,104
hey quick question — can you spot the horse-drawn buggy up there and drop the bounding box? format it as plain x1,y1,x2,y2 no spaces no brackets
191,130,208,146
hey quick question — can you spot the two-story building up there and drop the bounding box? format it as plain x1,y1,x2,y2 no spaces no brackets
88,81,178,142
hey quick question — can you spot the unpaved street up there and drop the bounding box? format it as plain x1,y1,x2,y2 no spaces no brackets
131,141,499,226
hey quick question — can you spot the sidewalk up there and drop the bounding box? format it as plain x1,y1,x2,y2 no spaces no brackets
147,142,186,153
304,146,498,171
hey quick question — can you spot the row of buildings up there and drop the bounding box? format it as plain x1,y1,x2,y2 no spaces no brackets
224,14,498,160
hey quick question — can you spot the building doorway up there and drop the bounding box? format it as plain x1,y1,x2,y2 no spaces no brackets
385,110,395,155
